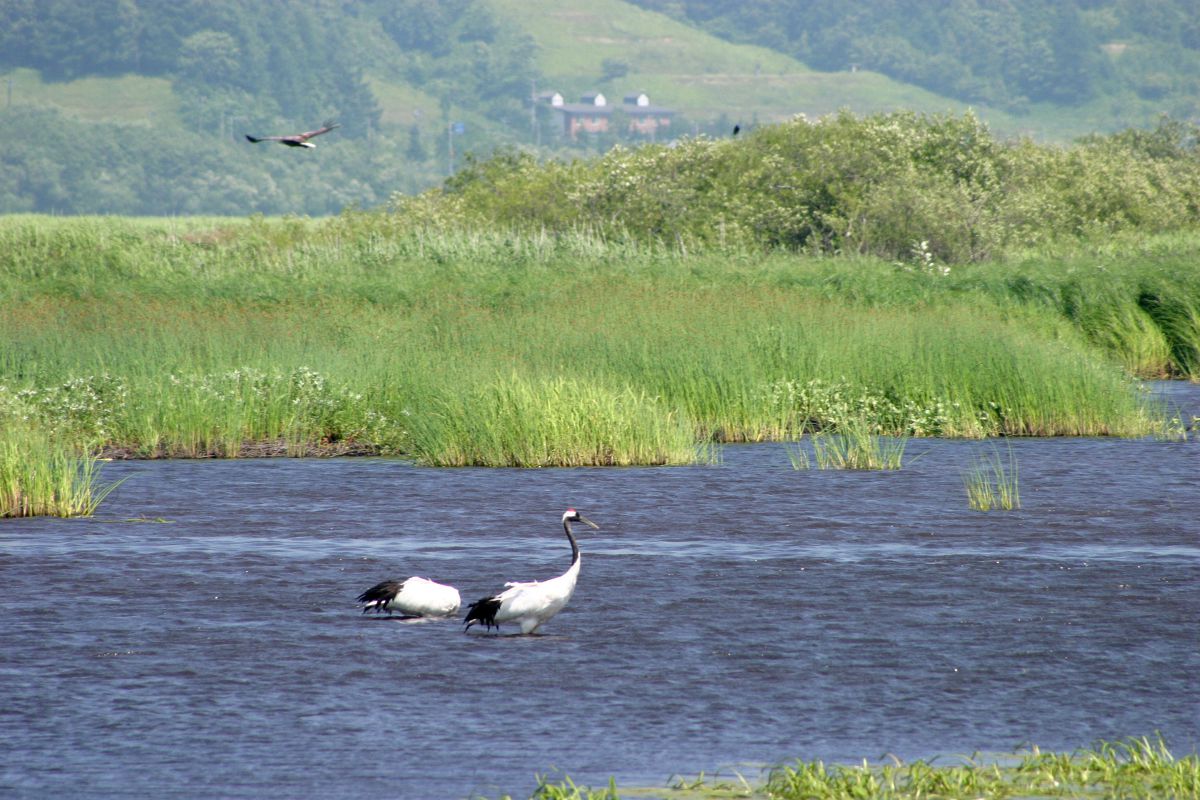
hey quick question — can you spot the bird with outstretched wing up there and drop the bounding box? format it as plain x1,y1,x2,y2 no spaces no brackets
245,121,340,148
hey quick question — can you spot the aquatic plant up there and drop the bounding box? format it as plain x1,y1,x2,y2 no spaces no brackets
0,426,121,518
785,441,811,470
963,445,1021,511
810,418,908,471
490,774,620,800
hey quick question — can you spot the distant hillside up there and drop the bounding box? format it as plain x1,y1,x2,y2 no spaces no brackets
490,0,1001,129
0,0,1196,214
627,0,1200,124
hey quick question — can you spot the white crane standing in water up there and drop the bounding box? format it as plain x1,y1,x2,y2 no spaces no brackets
357,576,461,619
464,509,600,634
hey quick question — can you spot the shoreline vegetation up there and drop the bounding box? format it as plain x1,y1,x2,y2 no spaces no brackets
515,736,1199,800
2,111,1199,515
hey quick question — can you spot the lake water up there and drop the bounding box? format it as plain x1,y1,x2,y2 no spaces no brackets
2,384,1198,798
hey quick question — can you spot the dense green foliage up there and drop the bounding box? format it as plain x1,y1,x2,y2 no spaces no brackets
0,425,117,517
403,111,1200,266
0,0,535,133
2,111,1198,514
0,107,428,215
632,0,1200,115
0,0,379,131
0,0,536,213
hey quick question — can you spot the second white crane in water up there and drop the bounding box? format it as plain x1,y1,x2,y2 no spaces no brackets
357,576,461,619
464,508,600,634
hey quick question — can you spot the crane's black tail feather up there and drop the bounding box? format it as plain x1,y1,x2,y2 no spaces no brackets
357,580,402,613
464,597,501,631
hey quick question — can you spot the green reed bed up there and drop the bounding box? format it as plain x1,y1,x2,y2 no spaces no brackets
950,234,1200,381
0,217,1184,497
402,374,700,467
0,283,1159,463
519,736,1199,800
811,425,909,471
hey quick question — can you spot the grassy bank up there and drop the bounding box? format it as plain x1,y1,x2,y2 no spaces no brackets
2,214,1196,512
2,218,1189,461
518,737,1199,799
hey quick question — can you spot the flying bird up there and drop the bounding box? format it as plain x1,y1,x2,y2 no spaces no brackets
464,509,600,635
357,576,461,619
245,121,340,148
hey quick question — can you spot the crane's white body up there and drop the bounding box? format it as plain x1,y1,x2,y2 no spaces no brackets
358,576,461,618
488,559,582,634
464,509,599,634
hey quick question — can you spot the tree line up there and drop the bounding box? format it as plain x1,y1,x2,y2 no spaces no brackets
0,0,538,135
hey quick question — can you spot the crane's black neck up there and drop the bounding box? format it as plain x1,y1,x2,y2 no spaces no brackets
563,519,580,566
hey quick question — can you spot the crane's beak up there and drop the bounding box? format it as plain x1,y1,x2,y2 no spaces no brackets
578,515,599,530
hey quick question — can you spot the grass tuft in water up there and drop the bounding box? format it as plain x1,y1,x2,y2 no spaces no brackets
0,426,122,517
809,418,909,470
1152,407,1193,442
963,444,1021,511
494,774,620,800
785,440,812,470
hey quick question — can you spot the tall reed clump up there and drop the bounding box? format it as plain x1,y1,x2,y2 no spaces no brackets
401,373,700,467
0,426,120,517
963,445,1021,511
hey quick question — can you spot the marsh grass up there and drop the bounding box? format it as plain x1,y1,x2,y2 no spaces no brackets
963,445,1021,511
403,374,702,467
0,427,121,517
785,441,812,470
514,774,621,800
605,736,1200,800
795,418,909,470
0,216,1187,498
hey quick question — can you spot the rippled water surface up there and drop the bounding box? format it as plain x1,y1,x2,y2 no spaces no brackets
3,385,1198,798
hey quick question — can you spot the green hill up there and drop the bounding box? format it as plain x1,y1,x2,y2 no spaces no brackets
492,0,997,127
0,0,1195,214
